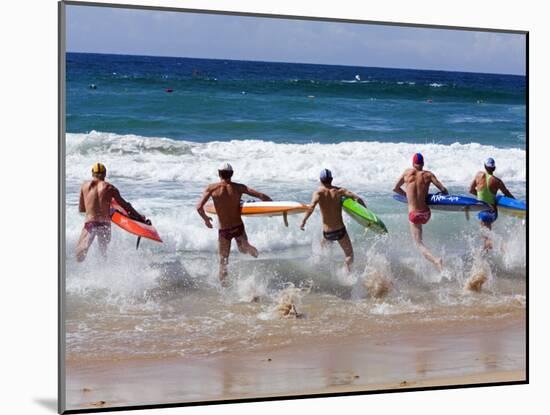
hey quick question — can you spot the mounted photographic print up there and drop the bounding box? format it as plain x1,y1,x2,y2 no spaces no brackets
58,1,527,413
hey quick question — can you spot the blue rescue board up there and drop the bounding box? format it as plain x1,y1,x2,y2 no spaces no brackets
496,196,526,218
393,193,489,212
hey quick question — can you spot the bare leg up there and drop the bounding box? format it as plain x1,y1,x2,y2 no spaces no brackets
480,222,493,253
97,227,111,260
218,236,231,284
76,227,94,263
236,231,258,258
337,233,354,273
409,223,442,271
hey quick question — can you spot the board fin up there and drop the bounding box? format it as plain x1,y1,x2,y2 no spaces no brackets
283,211,288,227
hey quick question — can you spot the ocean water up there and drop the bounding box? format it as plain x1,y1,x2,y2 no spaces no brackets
65,53,526,361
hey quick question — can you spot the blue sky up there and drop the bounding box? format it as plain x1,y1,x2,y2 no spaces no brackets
66,4,526,75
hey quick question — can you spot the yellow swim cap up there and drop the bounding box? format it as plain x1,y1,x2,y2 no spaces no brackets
91,162,107,175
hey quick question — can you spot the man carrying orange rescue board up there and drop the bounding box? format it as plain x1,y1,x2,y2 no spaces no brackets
300,169,366,273
77,163,146,262
393,153,448,271
196,163,272,285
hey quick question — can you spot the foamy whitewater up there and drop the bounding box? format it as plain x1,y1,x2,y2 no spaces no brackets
65,131,526,361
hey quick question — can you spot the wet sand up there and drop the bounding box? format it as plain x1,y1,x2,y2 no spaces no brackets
66,313,525,411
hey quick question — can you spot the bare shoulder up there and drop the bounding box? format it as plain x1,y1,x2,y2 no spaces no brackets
206,182,220,192
424,170,438,180
336,186,348,195
232,182,247,192
105,181,117,193
80,181,90,190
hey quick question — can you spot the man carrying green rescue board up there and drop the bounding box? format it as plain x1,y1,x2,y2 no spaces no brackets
77,163,146,262
196,163,272,285
469,157,515,251
300,169,366,273
393,153,448,271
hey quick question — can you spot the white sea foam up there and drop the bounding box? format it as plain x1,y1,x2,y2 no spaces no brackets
449,115,510,124
64,131,526,304
66,131,526,189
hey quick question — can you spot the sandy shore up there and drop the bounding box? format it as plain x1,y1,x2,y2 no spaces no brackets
65,314,526,411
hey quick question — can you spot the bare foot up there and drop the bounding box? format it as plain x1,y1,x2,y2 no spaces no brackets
364,272,391,299
466,272,487,292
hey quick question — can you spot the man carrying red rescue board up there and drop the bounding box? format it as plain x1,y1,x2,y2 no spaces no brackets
300,169,365,273
76,163,146,262
469,157,515,251
196,163,272,285
393,153,448,271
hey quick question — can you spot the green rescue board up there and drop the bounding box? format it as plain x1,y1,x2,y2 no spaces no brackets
342,197,388,234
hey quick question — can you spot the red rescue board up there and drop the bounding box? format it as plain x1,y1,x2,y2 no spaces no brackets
110,199,162,243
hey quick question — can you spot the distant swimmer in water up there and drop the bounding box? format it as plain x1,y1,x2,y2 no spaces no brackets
300,169,366,273
76,163,146,262
196,163,272,285
469,157,515,252
393,153,448,271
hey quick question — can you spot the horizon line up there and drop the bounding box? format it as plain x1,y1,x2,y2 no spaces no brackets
66,50,526,77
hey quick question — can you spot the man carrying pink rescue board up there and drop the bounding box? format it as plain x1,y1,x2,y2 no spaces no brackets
76,163,146,262
196,163,272,285
393,153,448,271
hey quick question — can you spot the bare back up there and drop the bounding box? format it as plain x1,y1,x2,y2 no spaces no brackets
403,169,434,212
79,179,115,223
316,186,346,232
473,171,499,194
209,182,246,229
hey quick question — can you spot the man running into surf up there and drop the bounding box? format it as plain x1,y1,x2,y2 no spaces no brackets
469,158,515,251
196,163,272,284
77,163,146,262
393,153,448,271
300,169,366,273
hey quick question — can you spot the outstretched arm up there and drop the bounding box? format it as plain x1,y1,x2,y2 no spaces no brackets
196,186,214,229
241,185,272,201
497,180,515,198
392,173,406,197
340,188,366,207
300,192,319,230
112,187,146,222
430,173,449,195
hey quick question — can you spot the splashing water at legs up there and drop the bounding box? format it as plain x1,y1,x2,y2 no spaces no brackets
409,222,443,272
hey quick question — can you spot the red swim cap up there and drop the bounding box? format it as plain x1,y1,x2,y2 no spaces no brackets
413,153,424,165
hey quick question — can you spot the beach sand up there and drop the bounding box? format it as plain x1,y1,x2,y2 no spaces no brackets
66,312,525,411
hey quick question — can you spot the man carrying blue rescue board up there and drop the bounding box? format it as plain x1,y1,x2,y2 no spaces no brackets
196,163,272,285
77,163,146,262
300,169,366,273
469,157,515,251
393,153,448,271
